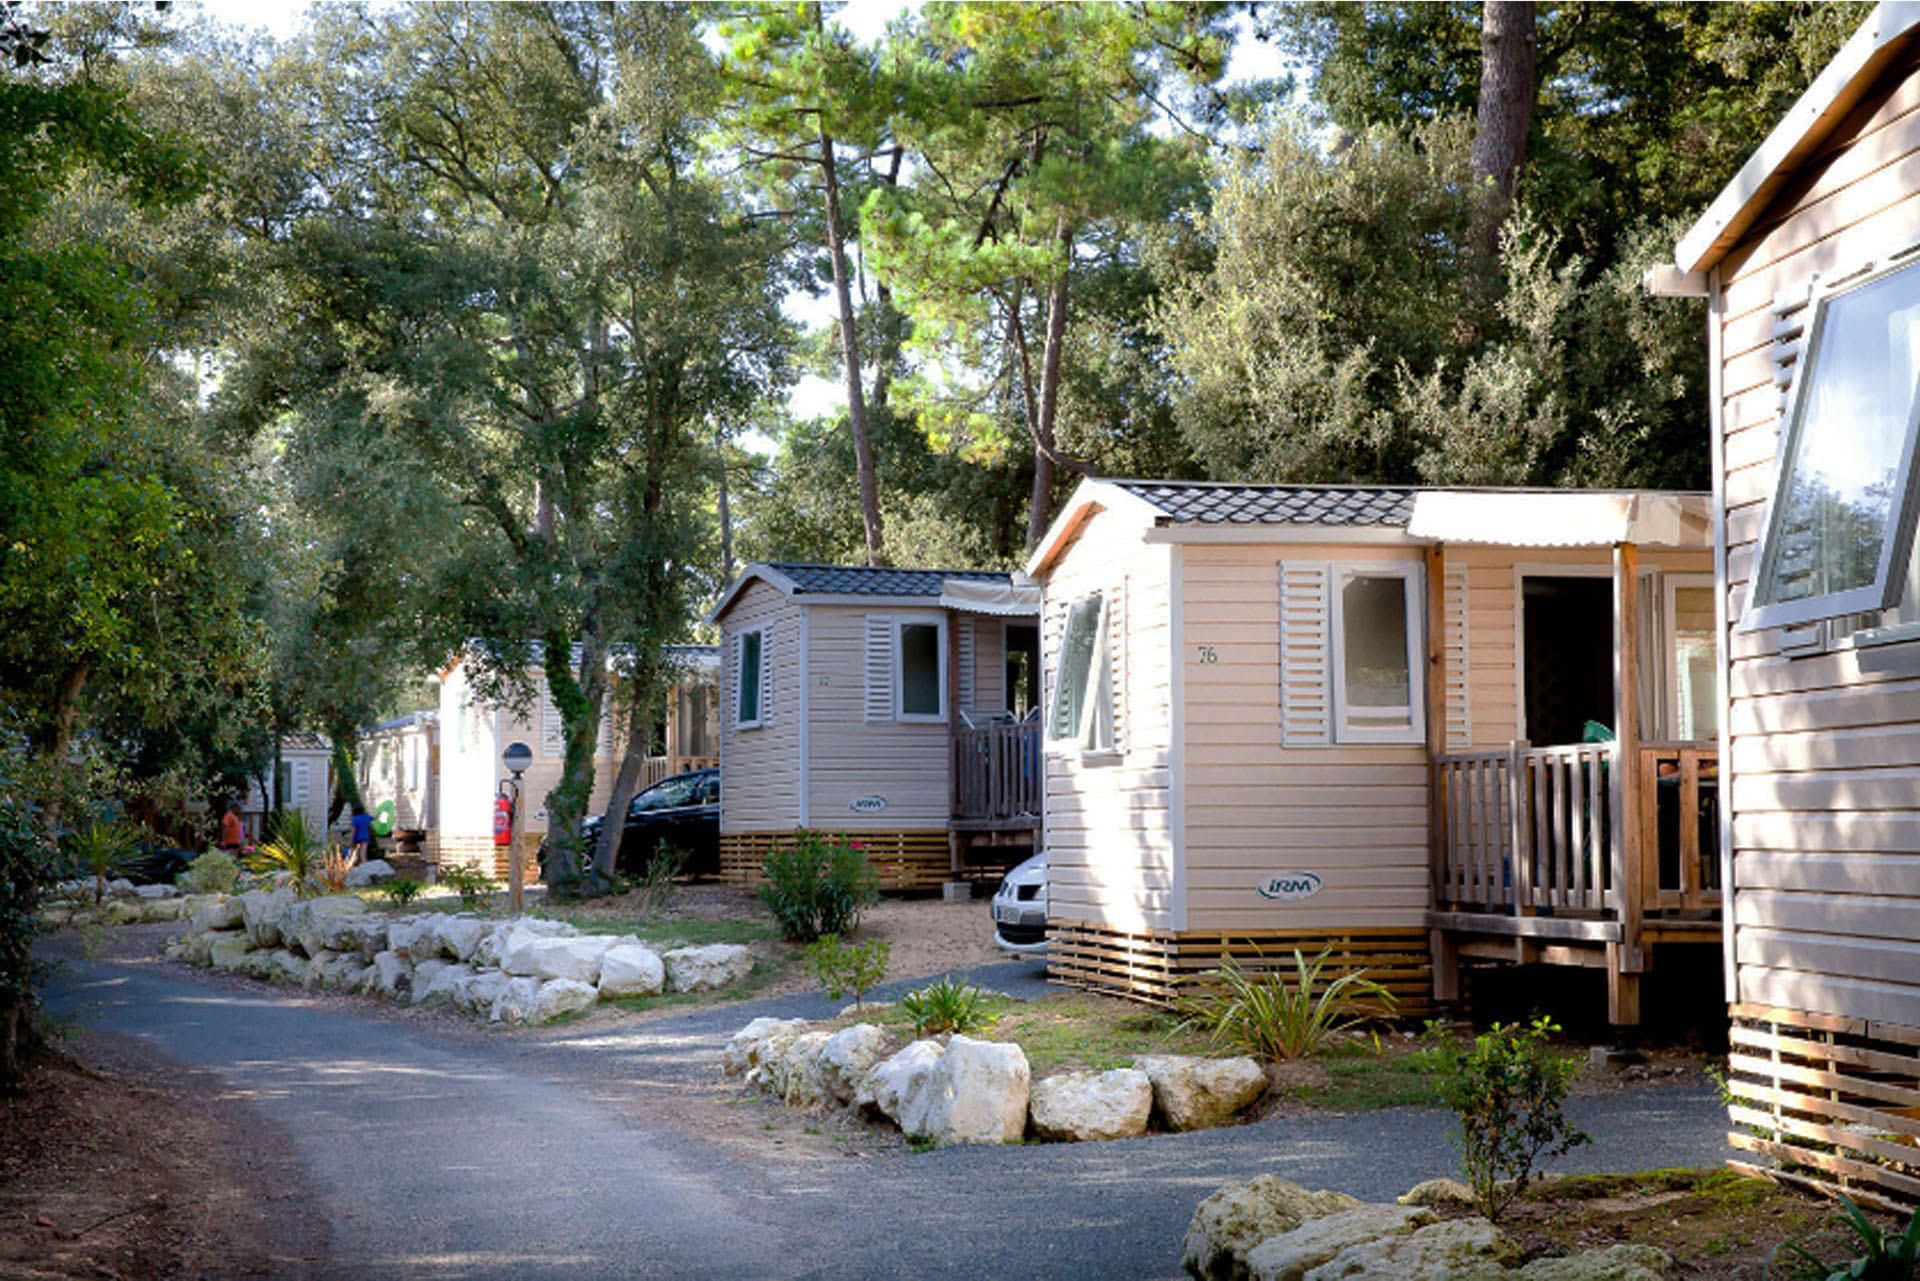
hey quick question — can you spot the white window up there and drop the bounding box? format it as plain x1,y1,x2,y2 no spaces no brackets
1047,592,1114,752
735,627,767,729
1664,576,1718,743
1744,256,1920,632
894,616,947,723
1280,562,1425,746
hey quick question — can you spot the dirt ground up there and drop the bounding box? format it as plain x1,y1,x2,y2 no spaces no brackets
0,1032,333,1281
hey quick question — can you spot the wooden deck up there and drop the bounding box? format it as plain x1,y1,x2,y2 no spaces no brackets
1430,740,1722,1023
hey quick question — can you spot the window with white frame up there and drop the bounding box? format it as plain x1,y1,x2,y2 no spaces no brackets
1047,592,1114,751
1745,256,1920,632
895,616,946,721
735,627,767,729
1280,562,1424,746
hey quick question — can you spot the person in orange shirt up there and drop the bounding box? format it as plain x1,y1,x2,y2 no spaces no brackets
219,799,245,853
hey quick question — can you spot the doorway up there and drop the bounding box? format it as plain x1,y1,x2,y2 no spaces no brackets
1521,576,1614,747
1004,624,1040,719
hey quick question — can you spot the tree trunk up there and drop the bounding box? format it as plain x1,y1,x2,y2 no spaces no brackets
36,658,90,837
541,626,608,896
715,424,735,580
870,150,907,415
328,740,364,825
594,664,658,884
819,123,886,567
1025,219,1076,551
1472,0,1536,217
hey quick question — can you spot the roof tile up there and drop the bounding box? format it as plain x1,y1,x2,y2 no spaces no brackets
1113,481,1417,526
768,563,1011,597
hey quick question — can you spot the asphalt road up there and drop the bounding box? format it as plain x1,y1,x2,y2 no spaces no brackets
43,957,1735,1281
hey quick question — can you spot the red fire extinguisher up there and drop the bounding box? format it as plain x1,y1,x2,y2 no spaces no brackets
493,792,513,847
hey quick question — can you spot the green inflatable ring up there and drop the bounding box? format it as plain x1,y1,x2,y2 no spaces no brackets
371,800,396,837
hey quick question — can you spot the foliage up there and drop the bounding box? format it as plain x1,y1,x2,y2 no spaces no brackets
805,932,889,1011
1769,1196,1920,1281
67,819,139,904
251,809,323,897
379,876,424,907
899,975,998,1038
628,843,685,915
177,847,239,896
1175,948,1397,1063
756,831,877,942
314,845,353,896
1439,1016,1590,1222
0,754,52,1085
440,865,497,912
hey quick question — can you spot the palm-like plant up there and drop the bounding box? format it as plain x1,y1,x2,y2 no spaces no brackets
253,809,324,897
315,844,354,895
70,820,139,903
1175,947,1397,1062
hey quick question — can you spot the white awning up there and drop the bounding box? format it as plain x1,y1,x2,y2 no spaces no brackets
939,577,1041,616
1407,491,1712,549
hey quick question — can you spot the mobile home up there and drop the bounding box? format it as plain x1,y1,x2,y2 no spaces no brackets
709,562,1043,889
356,710,438,847
1026,479,1720,1021
1651,0,1920,1206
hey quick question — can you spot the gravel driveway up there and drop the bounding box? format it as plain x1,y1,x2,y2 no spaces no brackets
43,955,1733,1281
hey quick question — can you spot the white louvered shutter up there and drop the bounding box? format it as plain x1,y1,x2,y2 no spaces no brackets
956,616,975,716
1772,283,1809,417
1107,577,1127,752
864,615,894,722
540,683,564,756
1444,565,1472,749
758,629,773,726
1278,563,1332,747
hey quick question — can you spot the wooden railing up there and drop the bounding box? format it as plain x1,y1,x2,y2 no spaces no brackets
952,721,1042,826
1433,741,1719,918
639,754,720,789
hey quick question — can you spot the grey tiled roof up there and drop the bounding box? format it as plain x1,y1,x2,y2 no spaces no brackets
1113,481,1417,527
769,563,1011,597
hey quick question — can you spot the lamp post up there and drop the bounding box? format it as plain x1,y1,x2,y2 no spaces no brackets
501,741,532,914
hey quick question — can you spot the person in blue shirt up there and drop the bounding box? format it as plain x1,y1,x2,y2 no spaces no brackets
349,804,373,864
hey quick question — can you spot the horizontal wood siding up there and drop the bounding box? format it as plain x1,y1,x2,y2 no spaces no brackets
438,665,496,840
1718,54,1920,1033
807,603,950,831
719,581,802,834
1044,507,1174,935
1181,541,1429,933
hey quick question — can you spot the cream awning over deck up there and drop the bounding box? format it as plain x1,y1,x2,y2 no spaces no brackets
938,577,1041,616
1407,491,1712,549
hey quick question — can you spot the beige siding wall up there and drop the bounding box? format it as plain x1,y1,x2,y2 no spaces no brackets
1182,541,1429,932
357,723,437,831
719,581,803,834
1716,54,1920,1028
1043,509,1176,934
967,616,1008,718
806,603,951,831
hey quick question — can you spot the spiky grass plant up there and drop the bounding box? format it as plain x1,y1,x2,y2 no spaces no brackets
252,809,323,897
70,820,139,903
1175,947,1397,1062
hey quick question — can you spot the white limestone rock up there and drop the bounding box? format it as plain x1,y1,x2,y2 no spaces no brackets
768,1031,833,1107
453,969,510,1015
180,932,217,967
385,915,438,960
1247,1205,1436,1281
134,883,180,900
489,976,543,1025
344,858,395,887
531,978,599,1024
432,915,492,963
410,958,450,1003
501,934,617,985
319,912,389,958
239,888,296,948
1135,1054,1268,1132
1028,1068,1154,1142
932,1035,1030,1145
662,943,754,993
266,949,309,985
598,944,666,998
816,1023,895,1107
207,934,258,973
189,896,244,934
371,949,413,999
1300,1216,1516,1280
1514,1245,1672,1281
417,962,475,1006
106,878,137,897
473,917,577,969
860,1038,946,1124
722,1017,810,1078
1183,1177,1364,1281
285,895,370,958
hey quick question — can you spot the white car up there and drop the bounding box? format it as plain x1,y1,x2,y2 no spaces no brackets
991,851,1048,954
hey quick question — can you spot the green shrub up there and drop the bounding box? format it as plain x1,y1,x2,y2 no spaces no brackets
806,933,889,1011
1769,1195,1920,1280
757,831,877,942
0,764,51,1084
899,975,996,1037
67,819,140,903
633,842,683,914
440,864,497,910
1440,1016,1589,1222
380,876,424,906
251,809,324,897
1175,948,1397,1063
177,847,239,895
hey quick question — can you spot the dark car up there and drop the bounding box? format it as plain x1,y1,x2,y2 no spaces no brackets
566,768,719,878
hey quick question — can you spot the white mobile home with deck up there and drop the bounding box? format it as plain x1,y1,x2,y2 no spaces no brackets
1026,479,1720,1020
709,562,1042,888
1651,0,1920,1207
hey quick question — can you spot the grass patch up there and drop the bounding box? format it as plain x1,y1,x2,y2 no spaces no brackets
847,990,1209,1076
1277,1036,1454,1111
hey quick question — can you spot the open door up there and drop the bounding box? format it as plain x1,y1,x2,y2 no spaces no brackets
1520,576,1614,747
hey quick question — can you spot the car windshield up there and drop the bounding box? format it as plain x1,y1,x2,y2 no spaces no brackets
631,775,701,814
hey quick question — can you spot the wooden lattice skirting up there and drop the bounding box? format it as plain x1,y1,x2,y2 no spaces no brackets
1045,921,1434,1014
720,830,965,891
1723,1003,1920,1210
